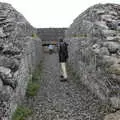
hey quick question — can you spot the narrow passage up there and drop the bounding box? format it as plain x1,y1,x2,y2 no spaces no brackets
28,53,105,120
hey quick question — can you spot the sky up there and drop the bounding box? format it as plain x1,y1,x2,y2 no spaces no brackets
0,0,120,28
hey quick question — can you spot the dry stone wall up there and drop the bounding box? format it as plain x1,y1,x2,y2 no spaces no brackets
0,2,42,120
65,3,120,109
37,28,67,45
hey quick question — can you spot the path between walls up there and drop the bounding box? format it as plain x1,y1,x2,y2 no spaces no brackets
27,53,106,120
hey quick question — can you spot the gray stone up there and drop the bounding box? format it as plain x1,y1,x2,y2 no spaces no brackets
0,78,3,91
3,45,21,56
101,14,115,21
99,47,110,55
109,11,117,16
102,30,117,37
95,21,108,29
0,43,4,51
104,110,120,120
110,97,120,108
106,36,120,41
0,27,6,37
0,66,12,78
0,56,20,72
103,42,120,54
0,66,17,89
96,10,105,15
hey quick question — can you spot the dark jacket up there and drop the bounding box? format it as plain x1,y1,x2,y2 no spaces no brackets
58,42,68,62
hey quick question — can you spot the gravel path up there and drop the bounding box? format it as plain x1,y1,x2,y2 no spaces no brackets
28,53,105,120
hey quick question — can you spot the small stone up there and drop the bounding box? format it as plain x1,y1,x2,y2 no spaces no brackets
0,66,11,78
0,79,3,91
99,47,109,55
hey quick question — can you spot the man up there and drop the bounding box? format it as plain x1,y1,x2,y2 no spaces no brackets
58,38,68,81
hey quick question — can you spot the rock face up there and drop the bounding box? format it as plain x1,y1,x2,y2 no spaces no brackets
0,2,42,120
65,3,120,109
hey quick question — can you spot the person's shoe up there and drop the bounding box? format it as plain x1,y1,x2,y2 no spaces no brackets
60,75,64,78
60,78,67,82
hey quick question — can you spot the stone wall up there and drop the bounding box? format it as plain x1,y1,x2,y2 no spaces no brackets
65,3,120,108
37,28,67,45
0,2,42,120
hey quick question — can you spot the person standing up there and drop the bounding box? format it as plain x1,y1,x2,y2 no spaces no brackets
58,38,68,81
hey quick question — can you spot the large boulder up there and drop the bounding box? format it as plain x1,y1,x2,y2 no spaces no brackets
65,3,120,109
0,2,42,120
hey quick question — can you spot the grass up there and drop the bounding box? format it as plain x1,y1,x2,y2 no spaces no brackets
72,34,88,38
31,33,38,38
12,106,32,120
26,79,40,97
12,63,42,120
26,63,42,97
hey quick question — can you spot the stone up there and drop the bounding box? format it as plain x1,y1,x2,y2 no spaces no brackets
0,43,4,51
0,66,12,78
108,64,120,75
96,10,105,15
0,66,18,89
109,11,118,16
103,42,120,54
106,21,117,30
99,47,110,55
104,110,120,120
101,14,115,22
0,56,20,72
106,36,120,41
0,27,6,38
102,30,117,37
95,21,108,29
3,46,21,56
0,78,3,91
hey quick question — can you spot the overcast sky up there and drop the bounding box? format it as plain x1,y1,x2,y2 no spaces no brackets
1,0,120,28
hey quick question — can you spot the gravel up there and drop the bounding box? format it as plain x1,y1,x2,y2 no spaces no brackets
26,53,105,120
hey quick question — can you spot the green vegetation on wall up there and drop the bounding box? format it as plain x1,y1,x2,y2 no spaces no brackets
32,33,38,38
26,63,42,97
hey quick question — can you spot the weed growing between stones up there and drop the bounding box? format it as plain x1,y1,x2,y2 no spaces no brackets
12,105,32,120
26,79,40,97
26,63,42,97
72,34,88,38
31,33,38,38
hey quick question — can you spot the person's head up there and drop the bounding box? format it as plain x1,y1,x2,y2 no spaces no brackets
59,38,63,42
